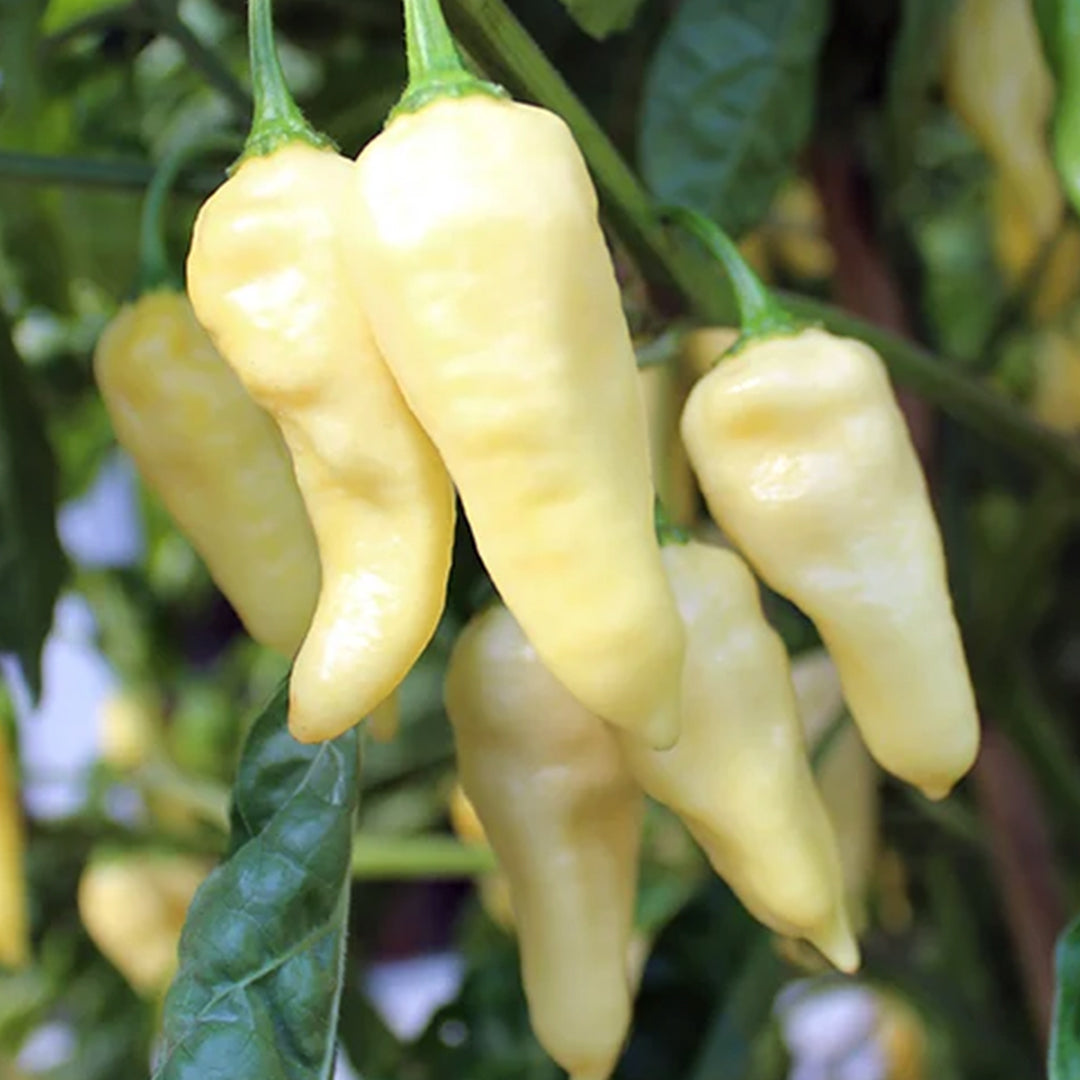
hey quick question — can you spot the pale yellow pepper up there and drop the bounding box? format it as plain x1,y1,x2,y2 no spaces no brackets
616,540,858,972
680,326,740,383
766,177,836,281
447,783,515,931
445,604,643,1080
94,291,319,658
944,0,1063,281
188,141,454,742
78,851,211,995
348,90,684,750
638,364,697,528
0,730,29,969
682,329,980,799
1028,313,1080,432
789,649,879,933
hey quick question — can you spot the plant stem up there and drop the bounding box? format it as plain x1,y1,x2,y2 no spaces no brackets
442,0,1080,487
664,206,799,340
138,134,236,293
241,0,331,161
351,834,497,879
141,0,250,116
393,0,503,118
0,150,222,193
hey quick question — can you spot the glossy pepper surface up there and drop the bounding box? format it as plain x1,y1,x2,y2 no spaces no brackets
346,2,684,750
445,603,643,1080
94,290,319,658
616,540,858,971
682,328,980,799
186,6,455,743
0,731,28,969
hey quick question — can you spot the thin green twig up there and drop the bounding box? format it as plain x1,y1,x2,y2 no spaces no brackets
0,150,222,194
351,834,497,879
139,0,251,115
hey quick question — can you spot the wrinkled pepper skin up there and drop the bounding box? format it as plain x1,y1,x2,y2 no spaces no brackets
616,541,857,972
682,330,980,799
0,732,28,969
94,291,319,658
349,95,685,751
445,604,643,1080
187,143,455,743
78,851,210,995
944,0,1062,280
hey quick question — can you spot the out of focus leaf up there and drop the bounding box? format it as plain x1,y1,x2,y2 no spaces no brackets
885,0,957,183
41,0,122,35
558,0,646,40
0,309,67,700
639,0,830,236
1050,914,1080,1080
155,681,360,1080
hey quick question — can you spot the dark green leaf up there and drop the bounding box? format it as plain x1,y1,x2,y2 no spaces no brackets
155,681,360,1080
1051,914,1080,1080
1033,0,1063,77
0,309,67,700
639,0,830,237
884,0,957,183
558,0,646,40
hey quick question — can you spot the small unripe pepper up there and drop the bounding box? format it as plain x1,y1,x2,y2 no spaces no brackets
186,0,455,742
95,292,319,657
616,540,858,972
673,210,980,799
0,729,29,969
347,0,685,750
445,604,643,1080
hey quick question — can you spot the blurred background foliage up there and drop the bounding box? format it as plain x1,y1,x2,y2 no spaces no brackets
1,0,1080,1077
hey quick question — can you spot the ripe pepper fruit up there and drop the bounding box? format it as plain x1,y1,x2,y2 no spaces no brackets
789,649,880,934
616,539,859,972
673,210,980,799
944,0,1063,285
445,602,643,1080
95,291,319,658
0,728,29,969
78,851,211,996
347,0,685,750
186,0,455,742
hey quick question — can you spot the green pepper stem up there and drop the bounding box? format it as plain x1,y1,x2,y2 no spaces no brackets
241,0,332,162
392,0,505,119
138,134,236,294
654,498,690,547
663,206,800,341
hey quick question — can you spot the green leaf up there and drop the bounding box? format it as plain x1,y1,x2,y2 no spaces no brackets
639,0,830,237
155,681,360,1080
559,0,646,40
41,0,122,35
1050,914,1080,1080
0,309,67,700
884,0,956,184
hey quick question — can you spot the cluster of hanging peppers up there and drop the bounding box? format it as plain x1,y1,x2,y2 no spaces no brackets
83,0,981,1072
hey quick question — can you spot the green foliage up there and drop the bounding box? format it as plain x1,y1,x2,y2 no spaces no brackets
639,0,830,237
0,310,67,698
155,682,359,1080
558,0,646,41
1052,916,1080,1080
